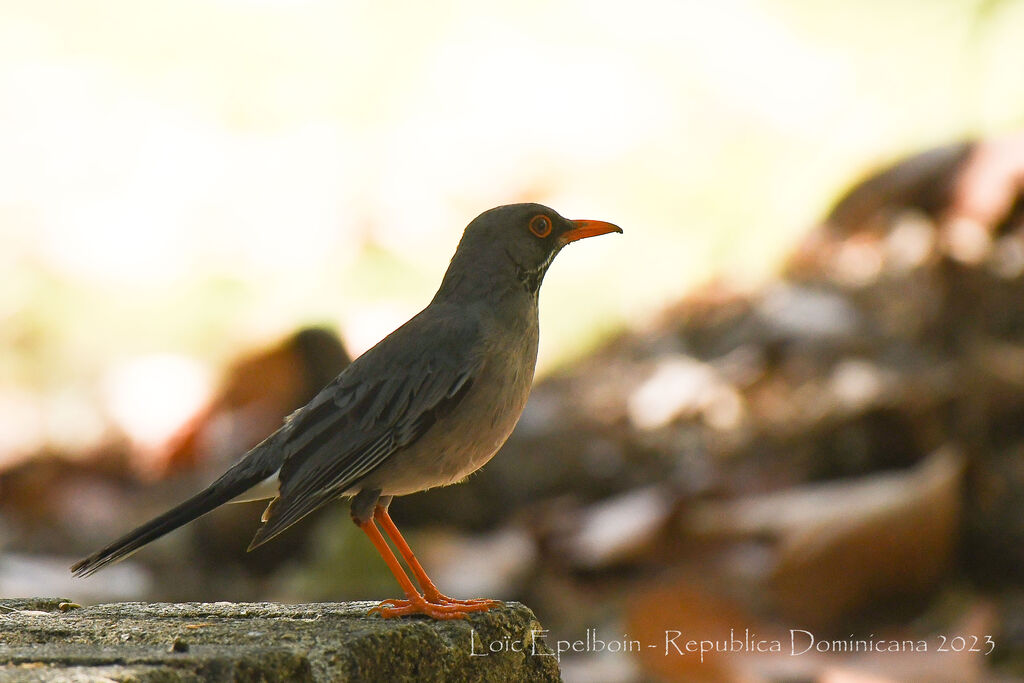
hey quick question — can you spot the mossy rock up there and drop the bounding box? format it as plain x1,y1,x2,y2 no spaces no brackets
0,598,561,682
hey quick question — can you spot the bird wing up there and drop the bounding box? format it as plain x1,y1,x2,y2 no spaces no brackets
248,304,484,548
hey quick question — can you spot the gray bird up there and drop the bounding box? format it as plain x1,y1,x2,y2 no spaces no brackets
72,203,621,619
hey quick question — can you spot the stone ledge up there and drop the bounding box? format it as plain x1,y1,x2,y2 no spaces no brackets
0,598,561,682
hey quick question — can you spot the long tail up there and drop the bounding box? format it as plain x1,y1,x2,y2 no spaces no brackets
71,435,285,577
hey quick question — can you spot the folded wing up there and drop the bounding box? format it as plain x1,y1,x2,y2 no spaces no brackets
248,306,483,548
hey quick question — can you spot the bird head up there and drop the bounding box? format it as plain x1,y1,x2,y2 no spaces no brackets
437,203,622,300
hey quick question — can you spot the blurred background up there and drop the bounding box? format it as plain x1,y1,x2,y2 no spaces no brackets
2,0,1024,680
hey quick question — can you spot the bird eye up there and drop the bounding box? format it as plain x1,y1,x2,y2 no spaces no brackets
529,215,552,238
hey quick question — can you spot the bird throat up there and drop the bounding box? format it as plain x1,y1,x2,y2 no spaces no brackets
507,248,555,296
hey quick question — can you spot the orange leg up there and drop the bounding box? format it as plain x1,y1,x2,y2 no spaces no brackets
374,506,499,611
358,517,491,619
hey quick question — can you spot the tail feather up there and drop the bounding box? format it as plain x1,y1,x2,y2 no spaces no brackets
71,437,284,577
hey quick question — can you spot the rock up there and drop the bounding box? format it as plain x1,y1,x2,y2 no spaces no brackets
0,598,560,682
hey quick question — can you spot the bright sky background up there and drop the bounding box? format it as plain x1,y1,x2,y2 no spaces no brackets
2,0,1023,459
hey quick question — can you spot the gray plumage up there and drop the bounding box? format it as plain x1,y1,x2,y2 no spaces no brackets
72,203,620,578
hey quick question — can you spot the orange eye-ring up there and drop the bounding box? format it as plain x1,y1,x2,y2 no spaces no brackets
529,214,552,238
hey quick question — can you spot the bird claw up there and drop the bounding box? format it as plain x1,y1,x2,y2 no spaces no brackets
369,595,500,620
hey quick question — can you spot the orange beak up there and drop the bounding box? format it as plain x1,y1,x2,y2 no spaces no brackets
561,219,623,244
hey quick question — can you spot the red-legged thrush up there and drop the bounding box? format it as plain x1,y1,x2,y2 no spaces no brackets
72,203,622,619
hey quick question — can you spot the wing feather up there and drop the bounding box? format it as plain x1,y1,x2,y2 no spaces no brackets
248,305,483,548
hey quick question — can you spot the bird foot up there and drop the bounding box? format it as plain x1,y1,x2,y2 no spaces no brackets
425,592,501,609
370,595,500,620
